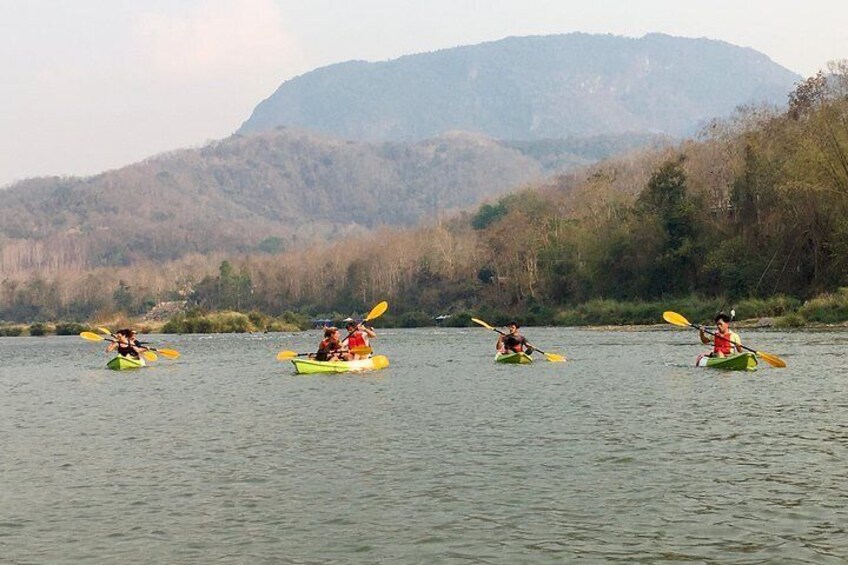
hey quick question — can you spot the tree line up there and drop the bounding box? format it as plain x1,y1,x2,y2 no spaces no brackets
2,63,847,327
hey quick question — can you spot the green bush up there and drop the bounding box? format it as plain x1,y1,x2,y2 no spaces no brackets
469,307,512,327
28,323,48,336
555,296,730,326
397,311,434,328
734,295,801,318
278,310,311,330
265,320,301,332
774,313,806,328
442,311,474,327
471,202,508,230
0,325,24,336
54,322,89,335
798,290,848,323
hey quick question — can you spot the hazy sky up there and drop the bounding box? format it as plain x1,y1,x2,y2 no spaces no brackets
1,0,846,187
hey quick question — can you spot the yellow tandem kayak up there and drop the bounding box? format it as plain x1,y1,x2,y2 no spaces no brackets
291,355,390,375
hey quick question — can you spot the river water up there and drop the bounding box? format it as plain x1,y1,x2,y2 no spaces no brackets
1,327,847,563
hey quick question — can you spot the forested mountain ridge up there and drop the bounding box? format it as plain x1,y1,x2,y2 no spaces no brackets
0,128,666,276
3,67,846,325
240,33,800,141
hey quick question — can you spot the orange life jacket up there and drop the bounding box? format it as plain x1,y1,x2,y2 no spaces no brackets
713,330,737,355
347,332,366,350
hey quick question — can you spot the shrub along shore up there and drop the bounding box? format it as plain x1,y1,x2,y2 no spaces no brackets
2,290,847,336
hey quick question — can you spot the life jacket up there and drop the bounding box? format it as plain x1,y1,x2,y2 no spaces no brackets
117,342,139,358
316,338,340,361
503,334,526,353
347,332,367,350
714,331,739,355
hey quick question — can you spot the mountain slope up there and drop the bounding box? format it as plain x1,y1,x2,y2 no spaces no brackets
2,128,663,274
239,33,801,141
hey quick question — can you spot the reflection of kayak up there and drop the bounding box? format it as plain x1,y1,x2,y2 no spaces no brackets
495,352,534,364
695,352,757,371
291,355,390,375
106,355,146,371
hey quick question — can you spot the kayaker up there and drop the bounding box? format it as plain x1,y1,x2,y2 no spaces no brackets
700,313,742,358
106,329,147,359
314,327,351,362
342,320,376,359
497,322,534,355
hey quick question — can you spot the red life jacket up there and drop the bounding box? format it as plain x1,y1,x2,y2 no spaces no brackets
714,331,736,355
347,332,366,350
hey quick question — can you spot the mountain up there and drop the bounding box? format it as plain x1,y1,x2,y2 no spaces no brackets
239,33,800,141
0,128,665,274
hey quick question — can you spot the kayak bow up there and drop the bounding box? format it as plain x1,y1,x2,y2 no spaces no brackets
495,352,534,364
106,355,147,371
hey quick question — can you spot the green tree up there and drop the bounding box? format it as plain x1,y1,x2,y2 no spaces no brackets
636,156,699,296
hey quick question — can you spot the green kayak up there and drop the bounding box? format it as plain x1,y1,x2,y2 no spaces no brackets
106,355,146,371
695,352,757,371
291,355,390,375
495,352,534,364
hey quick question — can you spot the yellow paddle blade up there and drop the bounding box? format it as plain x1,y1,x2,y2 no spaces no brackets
371,355,390,370
757,351,786,368
662,311,691,327
544,352,567,363
142,350,158,362
276,350,298,360
365,301,388,322
97,327,113,335
155,348,181,360
471,317,495,331
80,331,106,342
349,345,372,356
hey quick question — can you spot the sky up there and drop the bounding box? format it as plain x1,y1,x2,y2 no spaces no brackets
1,0,846,187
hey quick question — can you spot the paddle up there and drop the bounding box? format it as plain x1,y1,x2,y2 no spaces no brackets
276,345,372,361
339,300,387,347
662,311,786,368
80,331,160,361
137,344,181,360
344,301,388,334
79,331,180,361
471,318,566,362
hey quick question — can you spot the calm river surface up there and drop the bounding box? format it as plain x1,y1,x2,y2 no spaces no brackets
1,327,847,563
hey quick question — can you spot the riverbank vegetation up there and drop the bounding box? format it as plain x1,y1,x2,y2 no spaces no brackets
1,64,847,332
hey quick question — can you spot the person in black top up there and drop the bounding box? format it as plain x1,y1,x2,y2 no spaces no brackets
314,327,351,362
106,329,148,359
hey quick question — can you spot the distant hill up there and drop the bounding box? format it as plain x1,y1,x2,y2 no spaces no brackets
0,128,665,274
239,33,801,141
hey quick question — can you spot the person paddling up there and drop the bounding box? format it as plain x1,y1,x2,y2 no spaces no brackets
342,319,376,359
496,321,534,355
700,312,742,358
106,329,149,360
314,327,351,362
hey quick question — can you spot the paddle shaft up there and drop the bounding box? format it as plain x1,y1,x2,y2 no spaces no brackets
278,345,371,360
691,323,757,356
102,336,151,349
344,301,386,341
